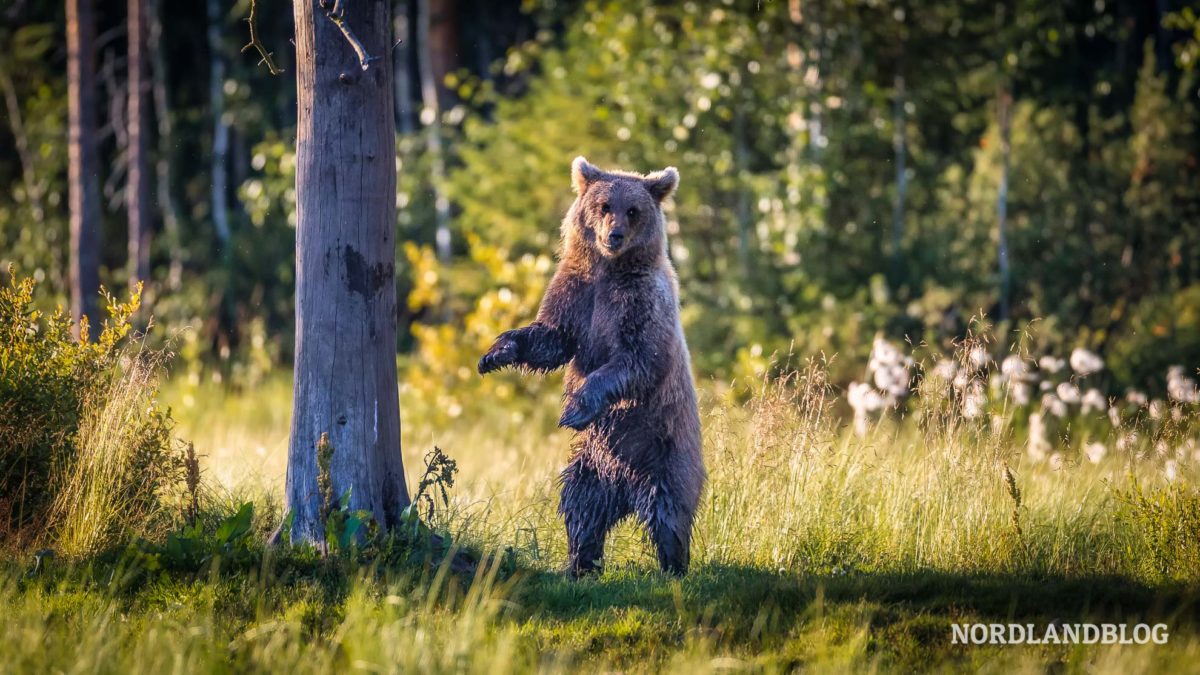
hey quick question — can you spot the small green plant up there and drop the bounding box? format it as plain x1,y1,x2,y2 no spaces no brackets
413,446,458,522
1114,477,1200,581
1002,463,1030,566
124,501,257,573
314,432,373,556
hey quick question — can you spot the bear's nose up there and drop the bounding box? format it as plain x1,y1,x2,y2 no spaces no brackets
607,231,625,248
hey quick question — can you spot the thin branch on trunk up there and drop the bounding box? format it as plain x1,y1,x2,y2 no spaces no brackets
242,0,283,75
321,0,378,71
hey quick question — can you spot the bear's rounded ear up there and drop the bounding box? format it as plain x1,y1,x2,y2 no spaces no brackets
643,167,679,203
571,156,603,194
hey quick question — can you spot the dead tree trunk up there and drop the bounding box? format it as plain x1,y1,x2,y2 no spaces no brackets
149,0,183,289
997,86,1012,323
67,0,102,337
416,0,451,262
207,0,231,249
393,0,415,134
890,71,907,290
284,0,409,543
127,0,151,288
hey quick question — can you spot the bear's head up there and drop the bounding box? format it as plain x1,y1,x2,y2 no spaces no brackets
569,156,678,261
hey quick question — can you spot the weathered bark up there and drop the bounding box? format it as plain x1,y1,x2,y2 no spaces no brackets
149,0,183,289
67,0,102,337
127,0,151,288
207,0,231,249
417,0,451,262
285,0,409,543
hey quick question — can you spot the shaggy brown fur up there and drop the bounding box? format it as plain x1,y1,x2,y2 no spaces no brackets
478,157,704,576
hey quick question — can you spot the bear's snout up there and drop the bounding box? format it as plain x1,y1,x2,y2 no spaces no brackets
606,230,625,250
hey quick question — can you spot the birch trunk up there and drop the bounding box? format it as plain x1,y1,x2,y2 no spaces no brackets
127,0,151,288
207,0,231,249
67,0,102,337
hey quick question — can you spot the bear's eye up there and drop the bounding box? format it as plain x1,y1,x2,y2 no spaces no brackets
600,202,611,215
626,207,638,219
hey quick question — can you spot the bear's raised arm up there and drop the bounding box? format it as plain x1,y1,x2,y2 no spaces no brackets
478,266,592,375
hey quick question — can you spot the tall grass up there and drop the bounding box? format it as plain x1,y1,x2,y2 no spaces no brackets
49,345,179,557
92,345,1196,672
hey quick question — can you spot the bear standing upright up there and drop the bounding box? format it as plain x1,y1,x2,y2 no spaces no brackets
478,157,705,576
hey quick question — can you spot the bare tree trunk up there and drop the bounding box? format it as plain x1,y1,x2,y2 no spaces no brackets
0,69,46,229
426,0,457,110
393,0,415,134
733,103,751,277
67,0,102,338
127,0,151,288
890,71,907,289
285,0,409,543
207,0,231,249
149,0,183,289
417,0,451,263
997,87,1012,323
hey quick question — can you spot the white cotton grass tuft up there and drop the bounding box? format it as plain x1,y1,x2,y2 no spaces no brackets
1167,366,1199,404
1041,393,1067,418
1038,355,1066,374
961,381,988,419
846,336,914,436
1081,388,1107,415
1000,355,1029,381
966,346,991,372
1055,382,1081,405
836,342,1191,467
1069,348,1104,376
1027,412,1050,462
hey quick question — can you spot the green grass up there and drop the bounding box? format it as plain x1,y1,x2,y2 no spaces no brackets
4,364,1199,673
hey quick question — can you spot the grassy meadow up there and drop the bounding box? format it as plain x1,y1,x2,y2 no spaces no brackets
5,344,1199,674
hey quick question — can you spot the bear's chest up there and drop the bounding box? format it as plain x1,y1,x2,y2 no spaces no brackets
573,275,660,374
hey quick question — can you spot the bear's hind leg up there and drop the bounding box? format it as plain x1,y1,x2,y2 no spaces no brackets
560,457,629,578
635,480,695,576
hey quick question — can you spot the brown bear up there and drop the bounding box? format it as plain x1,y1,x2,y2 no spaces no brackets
478,157,704,577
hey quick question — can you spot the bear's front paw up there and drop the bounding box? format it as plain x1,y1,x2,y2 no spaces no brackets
478,332,521,374
559,393,603,431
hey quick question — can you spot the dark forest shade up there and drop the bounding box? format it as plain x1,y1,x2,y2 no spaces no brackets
66,0,101,336
283,0,410,543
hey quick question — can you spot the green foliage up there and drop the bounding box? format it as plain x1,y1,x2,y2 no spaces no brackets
400,1,1200,394
124,501,258,573
0,272,182,549
1114,478,1200,583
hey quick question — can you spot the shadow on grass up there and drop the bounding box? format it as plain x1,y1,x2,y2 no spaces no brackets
511,564,1200,629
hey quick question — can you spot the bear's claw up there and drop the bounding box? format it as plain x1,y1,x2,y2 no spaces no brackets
478,334,519,374
559,395,602,430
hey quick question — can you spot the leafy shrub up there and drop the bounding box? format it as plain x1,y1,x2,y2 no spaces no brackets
0,272,184,553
